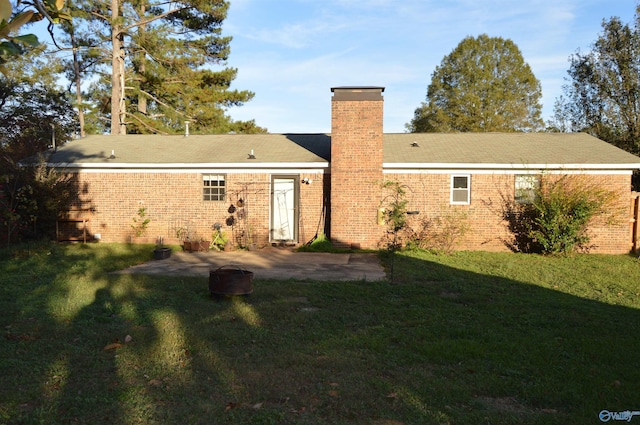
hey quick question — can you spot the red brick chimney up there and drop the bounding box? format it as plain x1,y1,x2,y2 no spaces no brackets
330,86,385,249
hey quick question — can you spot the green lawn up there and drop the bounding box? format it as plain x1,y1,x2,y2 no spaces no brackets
1,242,640,424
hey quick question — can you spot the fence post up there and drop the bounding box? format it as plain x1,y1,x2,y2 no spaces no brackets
632,192,639,254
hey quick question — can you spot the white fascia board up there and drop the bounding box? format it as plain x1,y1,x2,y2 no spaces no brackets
59,168,328,174
48,162,329,173
384,169,633,175
384,162,640,172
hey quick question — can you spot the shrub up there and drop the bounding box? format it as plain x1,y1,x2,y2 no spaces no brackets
378,181,470,255
378,180,409,252
509,175,619,254
407,208,470,254
130,206,151,237
1,159,77,245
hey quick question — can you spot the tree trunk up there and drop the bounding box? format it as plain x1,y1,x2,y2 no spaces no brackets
137,4,147,115
69,28,85,137
110,0,126,135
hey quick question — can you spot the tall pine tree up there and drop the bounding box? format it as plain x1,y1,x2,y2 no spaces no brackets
64,0,264,135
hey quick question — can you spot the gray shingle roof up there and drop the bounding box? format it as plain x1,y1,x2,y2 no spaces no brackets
49,134,331,165
384,133,640,168
47,132,640,170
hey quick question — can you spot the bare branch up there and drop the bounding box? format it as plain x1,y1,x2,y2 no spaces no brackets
122,6,191,33
88,10,110,21
133,88,193,120
123,112,169,134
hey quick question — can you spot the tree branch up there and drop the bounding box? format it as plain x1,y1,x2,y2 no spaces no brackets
122,6,191,33
132,87,193,120
124,112,168,134
88,10,110,21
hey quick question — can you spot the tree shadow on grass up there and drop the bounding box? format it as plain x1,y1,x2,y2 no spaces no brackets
55,286,124,422
126,251,640,424
2,244,640,424
0,243,157,423
364,252,640,423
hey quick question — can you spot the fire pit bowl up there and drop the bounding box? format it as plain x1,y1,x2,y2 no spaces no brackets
209,265,254,296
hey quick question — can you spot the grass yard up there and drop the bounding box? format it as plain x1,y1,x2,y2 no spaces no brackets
1,242,640,424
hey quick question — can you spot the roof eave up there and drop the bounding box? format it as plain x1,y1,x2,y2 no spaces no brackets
47,161,330,169
383,162,640,170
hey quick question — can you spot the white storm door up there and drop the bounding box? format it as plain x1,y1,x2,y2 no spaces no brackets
271,177,297,241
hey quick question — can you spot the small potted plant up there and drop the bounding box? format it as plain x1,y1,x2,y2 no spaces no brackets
194,237,210,252
153,236,171,260
176,226,188,251
176,226,201,252
210,223,229,251
182,230,210,252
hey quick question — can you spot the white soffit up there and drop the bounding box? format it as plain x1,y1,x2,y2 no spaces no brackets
48,162,329,173
384,162,639,174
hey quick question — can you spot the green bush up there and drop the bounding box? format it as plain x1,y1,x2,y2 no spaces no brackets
1,159,77,245
523,176,618,254
130,206,151,237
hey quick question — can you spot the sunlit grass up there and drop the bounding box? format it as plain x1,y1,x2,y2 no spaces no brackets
231,297,262,327
1,242,640,424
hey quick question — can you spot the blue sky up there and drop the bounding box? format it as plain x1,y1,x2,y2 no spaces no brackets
222,0,637,133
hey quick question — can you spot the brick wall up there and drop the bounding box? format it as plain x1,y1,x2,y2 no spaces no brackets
62,168,632,253
569,174,632,254
297,172,327,244
65,171,325,247
330,88,384,249
389,172,634,254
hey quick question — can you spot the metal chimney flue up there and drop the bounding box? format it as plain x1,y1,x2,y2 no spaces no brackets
50,123,56,151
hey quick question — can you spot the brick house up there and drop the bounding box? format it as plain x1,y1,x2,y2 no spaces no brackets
48,86,640,253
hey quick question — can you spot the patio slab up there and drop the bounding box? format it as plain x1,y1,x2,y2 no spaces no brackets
115,247,387,281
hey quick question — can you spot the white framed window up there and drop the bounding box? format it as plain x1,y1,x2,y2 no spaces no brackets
203,174,226,201
451,175,470,205
515,175,540,204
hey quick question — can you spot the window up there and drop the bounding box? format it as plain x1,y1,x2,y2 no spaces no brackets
451,175,470,204
203,174,226,201
515,175,540,204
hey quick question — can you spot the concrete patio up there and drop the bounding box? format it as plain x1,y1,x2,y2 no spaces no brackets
115,247,387,281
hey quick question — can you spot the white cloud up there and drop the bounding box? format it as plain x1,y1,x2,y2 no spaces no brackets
244,21,336,49
226,0,637,133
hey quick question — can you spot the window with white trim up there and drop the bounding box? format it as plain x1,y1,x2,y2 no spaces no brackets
451,175,470,204
515,175,540,204
203,174,226,201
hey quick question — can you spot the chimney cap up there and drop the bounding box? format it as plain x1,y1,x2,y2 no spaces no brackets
331,86,385,92
331,86,385,101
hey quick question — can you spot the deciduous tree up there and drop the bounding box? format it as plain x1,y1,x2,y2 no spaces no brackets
0,49,77,245
551,5,640,156
0,0,69,72
408,34,543,133
0,48,76,161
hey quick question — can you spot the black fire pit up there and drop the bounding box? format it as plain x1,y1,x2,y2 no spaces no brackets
209,265,254,296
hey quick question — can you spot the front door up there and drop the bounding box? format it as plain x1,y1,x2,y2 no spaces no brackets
271,176,298,242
